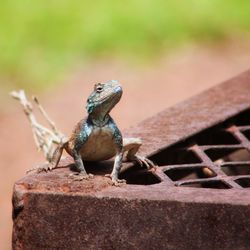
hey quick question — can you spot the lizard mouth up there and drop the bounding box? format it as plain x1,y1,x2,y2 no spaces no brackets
113,85,122,93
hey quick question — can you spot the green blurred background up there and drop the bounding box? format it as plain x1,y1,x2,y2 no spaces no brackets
1,0,250,90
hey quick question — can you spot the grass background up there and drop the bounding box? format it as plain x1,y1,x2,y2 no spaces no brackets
1,0,250,89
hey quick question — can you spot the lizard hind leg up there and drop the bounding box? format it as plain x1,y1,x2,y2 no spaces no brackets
27,142,65,174
123,138,155,169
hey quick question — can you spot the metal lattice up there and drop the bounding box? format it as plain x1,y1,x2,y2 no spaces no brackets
146,109,250,189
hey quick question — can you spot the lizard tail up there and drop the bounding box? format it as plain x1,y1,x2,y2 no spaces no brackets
49,142,65,169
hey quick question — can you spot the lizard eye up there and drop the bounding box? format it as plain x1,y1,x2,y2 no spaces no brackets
95,84,103,93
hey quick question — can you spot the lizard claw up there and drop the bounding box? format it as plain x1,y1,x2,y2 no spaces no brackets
134,155,156,170
112,178,126,186
105,174,126,186
69,172,94,181
26,163,53,174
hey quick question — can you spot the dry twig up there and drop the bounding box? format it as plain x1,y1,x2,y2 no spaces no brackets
10,90,67,163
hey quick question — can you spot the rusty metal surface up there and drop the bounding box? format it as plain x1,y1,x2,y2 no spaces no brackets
13,70,250,249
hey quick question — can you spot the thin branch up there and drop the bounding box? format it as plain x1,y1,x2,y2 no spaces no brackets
32,96,61,136
10,90,67,163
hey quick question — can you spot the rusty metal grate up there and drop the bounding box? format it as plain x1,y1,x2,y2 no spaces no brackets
13,70,250,249
147,108,250,189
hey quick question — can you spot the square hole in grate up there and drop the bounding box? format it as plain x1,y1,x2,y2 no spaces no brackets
226,149,250,162
180,180,231,189
205,148,250,162
120,168,161,185
194,130,239,145
221,164,250,176
232,109,250,126
164,167,216,181
242,130,250,141
150,148,201,166
235,178,250,188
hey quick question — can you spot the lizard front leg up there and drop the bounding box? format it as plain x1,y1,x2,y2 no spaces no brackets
70,149,93,181
109,151,126,186
68,119,94,181
123,138,155,169
105,122,126,185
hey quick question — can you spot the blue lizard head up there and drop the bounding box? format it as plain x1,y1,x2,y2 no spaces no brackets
86,80,123,115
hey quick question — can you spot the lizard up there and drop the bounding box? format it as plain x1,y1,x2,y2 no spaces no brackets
33,80,155,185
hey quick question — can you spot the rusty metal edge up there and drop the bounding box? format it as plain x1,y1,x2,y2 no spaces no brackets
13,177,250,207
